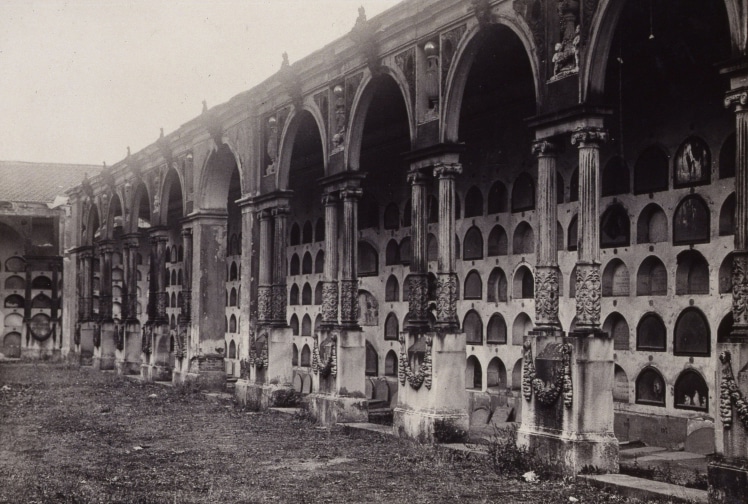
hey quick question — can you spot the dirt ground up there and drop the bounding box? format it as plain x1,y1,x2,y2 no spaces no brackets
0,363,682,503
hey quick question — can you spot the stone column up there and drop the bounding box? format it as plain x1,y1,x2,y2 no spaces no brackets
79,247,94,321
406,168,430,332
339,188,362,328
709,85,748,503
321,192,339,327
271,205,289,326
122,234,140,323
176,228,192,363
152,231,169,323
434,163,461,331
570,127,607,333
532,140,562,332
99,241,114,322
257,209,273,325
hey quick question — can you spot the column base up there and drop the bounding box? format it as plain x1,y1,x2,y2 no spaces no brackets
393,406,469,443
142,364,171,382
184,354,226,391
234,379,297,410
517,426,619,475
305,393,368,425
708,458,748,504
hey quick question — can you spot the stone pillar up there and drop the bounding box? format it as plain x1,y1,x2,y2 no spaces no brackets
144,229,169,380
532,140,562,332
121,234,141,375
175,228,192,368
339,188,361,328
151,230,169,324
99,242,114,323
517,127,617,475
257,209,273,325
184,214,227,389
570,127,607,332
79,247,94,321
434,163,461,331
321,192,339,327
406,168,430,332
708,84,748,504
271,205,289,326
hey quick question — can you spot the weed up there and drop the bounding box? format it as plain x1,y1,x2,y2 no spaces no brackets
486,424,561,480
432,418,469,444
272,388,301,407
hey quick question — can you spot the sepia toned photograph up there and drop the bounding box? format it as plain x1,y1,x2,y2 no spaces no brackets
0,0,746,502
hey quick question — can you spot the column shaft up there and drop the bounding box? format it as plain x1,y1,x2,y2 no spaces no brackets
272,206,289,325
180,228,193,322
322,192,339,326
407,169,430,329
340,188,361,327
99,243,114,321
257,210,273,324
122,235,140,322
434,163,461,330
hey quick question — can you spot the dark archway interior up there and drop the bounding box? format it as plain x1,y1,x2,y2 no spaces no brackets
288,111,325,224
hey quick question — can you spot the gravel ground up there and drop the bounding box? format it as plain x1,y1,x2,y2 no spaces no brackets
0,362,688,503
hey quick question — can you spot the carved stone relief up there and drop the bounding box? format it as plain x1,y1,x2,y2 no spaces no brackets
575,263,601,328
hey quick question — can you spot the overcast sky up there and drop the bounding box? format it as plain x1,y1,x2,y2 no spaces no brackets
0,0,401,166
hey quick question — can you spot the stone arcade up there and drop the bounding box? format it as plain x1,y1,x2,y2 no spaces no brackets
62,0,748,498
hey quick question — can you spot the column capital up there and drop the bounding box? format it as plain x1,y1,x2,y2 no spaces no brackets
321,191,339,206
571,127,608,148
180,227,193,238
531,138,561,157
407,168,432,186
433,162,462,178
725,88,748,112
271,205,290,217
121,233,141,248
256,208,273,221
340,187,363,201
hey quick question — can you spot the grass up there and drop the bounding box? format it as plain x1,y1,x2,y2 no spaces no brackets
0,362,691,503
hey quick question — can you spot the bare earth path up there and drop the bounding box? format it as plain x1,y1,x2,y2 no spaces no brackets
0,363,666,503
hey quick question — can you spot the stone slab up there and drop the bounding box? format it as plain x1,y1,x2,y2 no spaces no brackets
580,474,708,504
619,446,669,459
344,422,395,436
636,451,705,463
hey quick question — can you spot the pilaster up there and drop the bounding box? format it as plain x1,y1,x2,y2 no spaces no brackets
339,187,362,328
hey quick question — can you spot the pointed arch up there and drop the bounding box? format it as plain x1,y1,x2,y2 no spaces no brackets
276,105,328,190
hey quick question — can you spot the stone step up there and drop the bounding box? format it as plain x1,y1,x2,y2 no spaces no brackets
580,473,708,504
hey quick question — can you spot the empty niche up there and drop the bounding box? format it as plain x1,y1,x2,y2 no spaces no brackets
557,221,564,251
292,344,299,366
301,314,312,336
463,226,483,260
603,312,630,350
674,307,710,356
290,254,300,276
511,173,535,212
385,275,399,302
487,225,508,256
637,204,668,243
4,294,24,308
512,222,534,255
602,156,630,196
464,186,484,218
486,313,507,344
637,256,668,296
602,259,630,297
487,357,507,390
385,239,400,265
315,250,324,274
384,350,398,376
384,313,399,340
636,367,666,407
365,341,378,376
719,193,736,236
314,282,323,305
487,181,508,214
513,266,534,299
357,241,378,276
512,313,533,345
301,344,311,366
463,270,482,300
673,195,710,245
302,252,313,275
613,365,629,403
290,314,299,336
634,146,669,194
465,355,483,390
718,312,733,343
4,275,25,290
463,310,483,345
487,267,508,303
314,314,322,333
511,359,523,391
676,250,709,295
302,283,312,305
289,284,299,305
399,237,412,265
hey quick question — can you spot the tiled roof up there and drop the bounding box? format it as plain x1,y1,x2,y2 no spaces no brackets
0,161,100,204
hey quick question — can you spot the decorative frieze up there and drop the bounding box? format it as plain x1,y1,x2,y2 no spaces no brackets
407,273,429,327
522,341,573,408
321,281,339,325
436,272,458,327
535,267,561,328
339,279,359,326
719,350,748,429
257,285,272,323
575,263,601,328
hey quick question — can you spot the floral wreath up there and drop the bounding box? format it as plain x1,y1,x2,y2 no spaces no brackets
719,350,748,429
398,334,432,391
522,341,573,408
248,332,268,370
312,335,337,378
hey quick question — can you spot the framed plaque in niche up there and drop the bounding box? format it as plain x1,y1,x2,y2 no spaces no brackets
674,136,711,188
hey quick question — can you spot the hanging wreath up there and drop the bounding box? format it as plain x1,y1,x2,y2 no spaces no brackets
398,334,432,390
312,336,337,378
248,333,268,370
719,350,748,429
522,341,573,408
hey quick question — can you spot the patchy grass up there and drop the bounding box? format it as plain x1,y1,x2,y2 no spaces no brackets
0,363,684,503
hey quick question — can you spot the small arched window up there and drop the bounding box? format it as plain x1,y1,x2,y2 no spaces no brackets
513,266,534,299
602,259,630,297
4,275,25,291
634,146,669,194
512,222,534,255
600,204,630,248
301,283,312,305
486,314,507,344
229,263,238,281
487,225,508,256
289,284,299,305
31,276,52,289
4,294,24,309
487,181,507,214
385,275,399,302
636,367,666,406
718,312,734,343
229,340,236,359
463,270,482,300
674,370,708,411
31,294,52,309
301,314,312,336
464,186,484,218
463,310,483,345
511,173,535,212
290,314,300,336
673,195,710,245
674,307,710,356
384,350,398,376
463,226,483,260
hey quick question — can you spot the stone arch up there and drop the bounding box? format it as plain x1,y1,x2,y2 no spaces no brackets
158,167,185,227
635,366,666,407
463,270,482,300
384,312,399,340
442,20,540,143
289,284,299,305
487,357,507,390
346,69,415,172
636,256,668,296
463,310,483,345
613,365,629,403
289,254,300,276
302,251,313,275
465,355,483,390
276,105,328,190
676,250,710,295
512,312,533,345
718,312,733,343
384,350,398,376
636,312,667,352
301,314,312,336
84,203,101,246
127,180,152,234
301,344,311,366
513,265,534,299
487,225,508,256
487,267,508,303
290,314,299,336
487,313,507,344
195,141,243,212
637,203,668,244
301,283,312,305
674,368,709,411
602,258,630,297
603,312,630,350
674,307,710,356
104,191,124,240
385,239,399,266
512,221,534,255
673,195,710,245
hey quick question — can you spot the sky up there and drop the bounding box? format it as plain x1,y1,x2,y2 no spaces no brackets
0,0,402,166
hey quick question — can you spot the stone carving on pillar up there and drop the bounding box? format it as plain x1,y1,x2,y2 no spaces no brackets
331,84,346,153
719,350,748,429
407,274,429,327
733,253,748,329
535,267,561,327
575,263,601,327
321,281,339,325
550,0,580,81
312,334,337,378
570,126,608,147
339,279,359,326
271,285,287,325
142,324,152,355
278,52,303,111
398,333,432,390
257,286,272,324
423,41,440,121
435,273,458,327
522,341,573,408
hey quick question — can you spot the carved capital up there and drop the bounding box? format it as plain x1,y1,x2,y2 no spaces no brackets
321,281,339,325
340,188,363,202
531,139,560,158
256,208,273,221
435,272,458,328
321,191,339,207
535,266,560,328
407,168,431,186
725,89,748,112
271,205,291,218
571,127,608,149
433,162,462,179
575,262,601,328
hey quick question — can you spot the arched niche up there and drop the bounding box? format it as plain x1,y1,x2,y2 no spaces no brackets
4,275,25,291
512,222,534,255
603,312,630,350
465,355,483,390
229,288,237,307
292,344,299,366
512,266,534,299
487,267,508,303
463,270,482,300
2,332,21,358
290,223,301,246
427,233,438,262
463,310,483,345
719,253,733,294
719,192,736,236
314,250,324,274
463,226,483,260
464,186,484,218
674,136,711,188
674,307,710,356
385,239,399,266
512,312,533,345
674,369,709,411
511,173,535,213
31,293,52,309
302,252,313,275
314,282,323,305
301,344,311,367
487,181,508,214
385,275,399,302
399,237,411,265
719,132,736,179
289,284,299,306
4,294,24,309
634,146,669,194
290,314,299,336
718,312,733,343
301,314,312,336
31,276,52,289
487,225,508,256
384,350,398,376
600,203,630,248
229,315,237,333
290,254,300,276
637,256,668,296
602,259,630,297
384,203,400,230
365,341,378,376
635,367,666,407
602,156,630,196
384,312,399,341
637,204,668,244
358,290,379,327
301,283,312,306
487,357,507,390
613,365,629,403
358,241,378,276
673,195,710,245
301,221,313,244
487,314,507,344
676,250,710,295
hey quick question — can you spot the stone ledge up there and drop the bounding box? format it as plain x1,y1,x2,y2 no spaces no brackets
579,474,707,504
